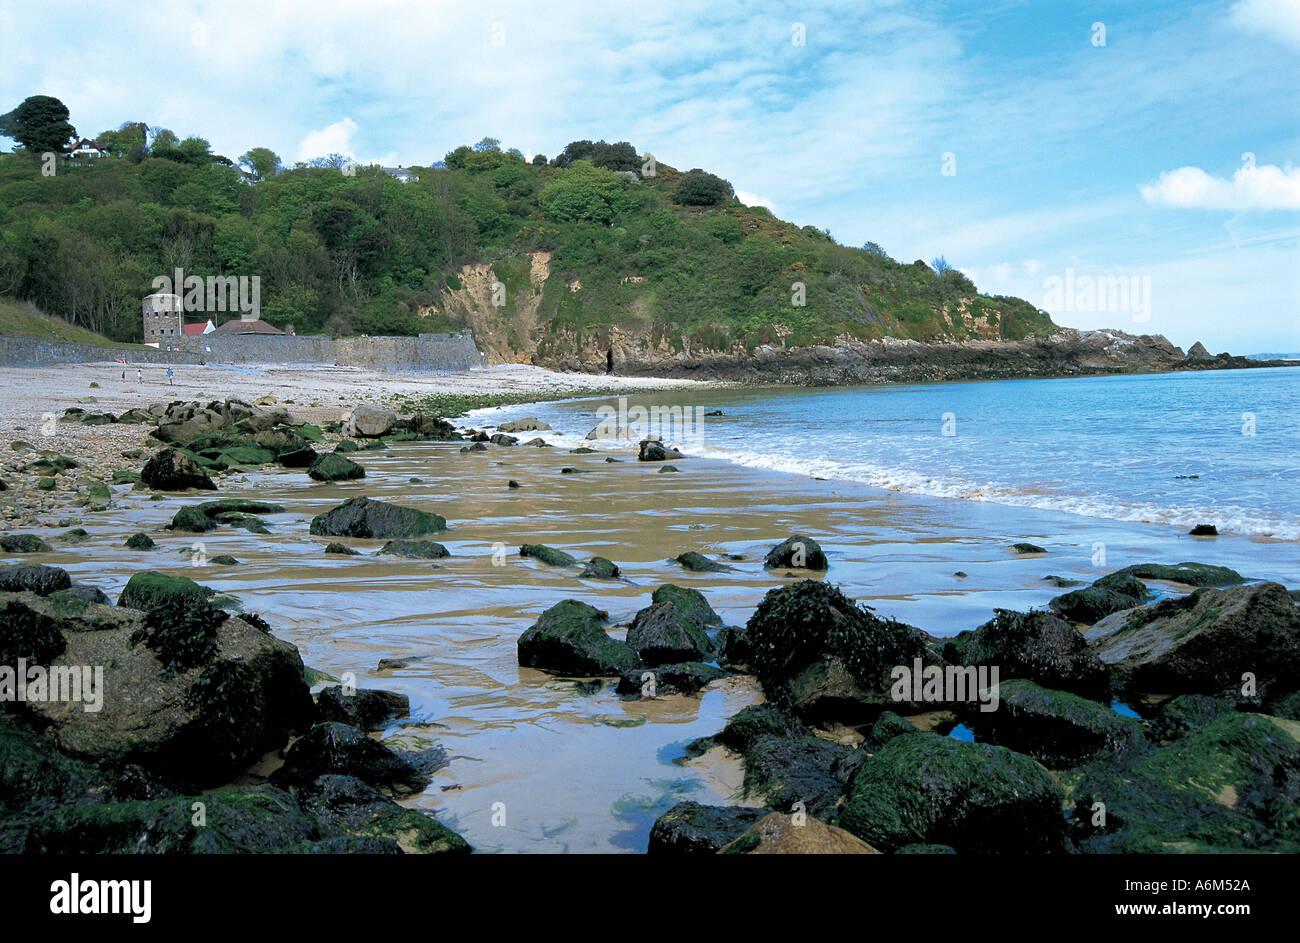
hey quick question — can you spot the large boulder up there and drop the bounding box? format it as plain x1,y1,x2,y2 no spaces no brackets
0,534,52,553
626,601,712,666
763,535,829,571
517,600,640,676
310,497,447,539
943,608,1109,700
9,590,315,787
140,448,217,491
745,580,934,722
974,680,1147,768
378,540,449,560
1083,581,1300,699
499,418,550,433
345,406,397,438
839,732,1066,853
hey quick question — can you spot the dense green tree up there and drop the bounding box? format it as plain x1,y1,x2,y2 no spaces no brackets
240,147,280,180
674,168,732,206
97,121,148,158
0,95,76,152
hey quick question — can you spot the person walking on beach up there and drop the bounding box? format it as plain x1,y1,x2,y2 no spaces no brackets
167,367,174,386
136,367,142,384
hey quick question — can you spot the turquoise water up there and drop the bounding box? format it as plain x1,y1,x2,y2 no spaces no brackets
510,366,1300,542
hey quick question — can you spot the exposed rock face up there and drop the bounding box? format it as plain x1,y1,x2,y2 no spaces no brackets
1083,581,1300,699
535,326,1197,384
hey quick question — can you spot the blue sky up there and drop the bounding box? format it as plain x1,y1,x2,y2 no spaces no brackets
3,0,1298,351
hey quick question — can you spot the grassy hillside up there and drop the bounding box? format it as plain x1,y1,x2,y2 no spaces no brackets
0,296,137,348
0,138,1056,354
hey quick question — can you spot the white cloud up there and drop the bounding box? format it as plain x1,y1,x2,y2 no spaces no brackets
296,118,359,164
1230,0,1300,52
1139,163,1300,211
734,189,776,213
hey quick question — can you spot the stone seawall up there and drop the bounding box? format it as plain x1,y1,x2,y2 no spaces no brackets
0,332,487,373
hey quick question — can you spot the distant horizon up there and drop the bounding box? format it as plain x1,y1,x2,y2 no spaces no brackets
2,0,1297,350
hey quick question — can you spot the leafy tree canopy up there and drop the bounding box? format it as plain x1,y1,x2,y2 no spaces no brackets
0,96,76,153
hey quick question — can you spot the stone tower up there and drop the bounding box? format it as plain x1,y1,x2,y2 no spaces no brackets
142,293,183,346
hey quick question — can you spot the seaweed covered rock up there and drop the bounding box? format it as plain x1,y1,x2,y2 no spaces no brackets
975,680,1146,767
0,564,71,596
651,583,722,628
616,662,726,696
16,786,330,854
714,624,752,670
125,532,156,551
1083,581,1300,699
295,774,469,853
140,448,217,491
1070,712,1300,853
307,452,366,482
117,571,213,615
745,580,933,722
519,544,577,567
0,534,52,553
626,601,712,666
14,590,314,787
647,801,766,854
1100,561,1245,588
719,812,880,854
1049,573,1151,624
315,686,410,730
740,733,863,819
943,608,1109,700
839,732,1065,853
517,600,640,676
675,551,733,572
269,722,437,796
763,535,828,571
378,540,449,560
579,557,621,579
310,496,446,539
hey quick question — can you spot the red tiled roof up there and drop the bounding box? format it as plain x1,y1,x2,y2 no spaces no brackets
182,322,209,335
211,319,284,335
